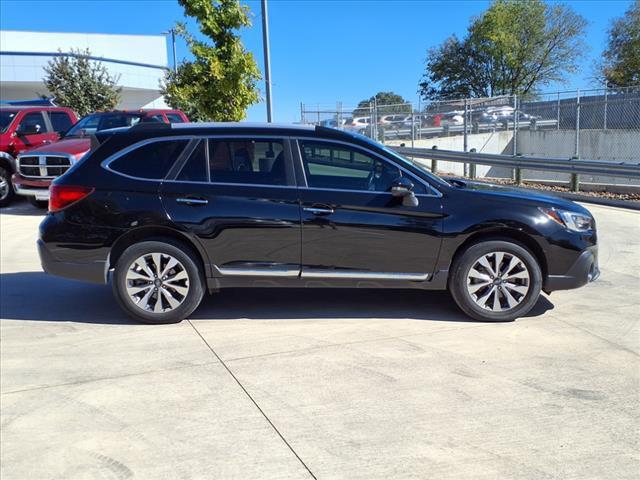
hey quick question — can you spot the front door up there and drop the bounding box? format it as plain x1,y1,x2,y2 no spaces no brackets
160,137,301,277
295,139,443,279
14,112,55,152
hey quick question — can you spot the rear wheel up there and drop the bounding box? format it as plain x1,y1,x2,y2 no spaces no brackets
112,240,205,324
449,240,542,322
0,167,15,208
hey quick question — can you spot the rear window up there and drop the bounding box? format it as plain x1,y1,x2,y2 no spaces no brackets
166,113,185,123
109,139,189,179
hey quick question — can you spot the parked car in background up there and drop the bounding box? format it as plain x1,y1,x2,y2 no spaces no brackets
12,109,188,207
319,118,346,129
344,116,370,132
439,111,465,126
0,105,77,207
39,122,598,324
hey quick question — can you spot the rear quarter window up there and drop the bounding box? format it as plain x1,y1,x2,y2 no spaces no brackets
109,139,189,180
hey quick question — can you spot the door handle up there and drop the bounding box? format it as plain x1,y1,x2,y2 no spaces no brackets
303,206,334,215
176,197,208,206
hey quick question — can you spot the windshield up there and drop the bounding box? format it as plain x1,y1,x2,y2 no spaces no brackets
0,110,18,133
65,113,144,137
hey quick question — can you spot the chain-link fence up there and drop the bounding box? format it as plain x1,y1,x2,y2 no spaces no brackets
300,86,640,188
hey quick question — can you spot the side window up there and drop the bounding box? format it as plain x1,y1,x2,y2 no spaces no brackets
49,111,74,134
97,114,142,131
18,112,47,133
109,140,189,179
166,113,185,123
300,141,413,193
69,115,101,135
208,139,287,186
177,140,208,182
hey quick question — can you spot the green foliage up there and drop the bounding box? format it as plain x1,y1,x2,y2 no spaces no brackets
162,0,261,121
43,49,121,117
419,0,587,100
600,0,640,87
353,91,411,116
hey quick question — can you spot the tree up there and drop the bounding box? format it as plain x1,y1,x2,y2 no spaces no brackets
419,0,587,100
43,49,121,116
162,0,261,121
599,0,639,87
353,91,411,117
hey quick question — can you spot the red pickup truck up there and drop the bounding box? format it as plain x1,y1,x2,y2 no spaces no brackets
0,105,77,207
12,109,189,207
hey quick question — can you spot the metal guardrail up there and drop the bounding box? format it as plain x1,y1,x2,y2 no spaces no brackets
392,146,640,179
380,119,559,140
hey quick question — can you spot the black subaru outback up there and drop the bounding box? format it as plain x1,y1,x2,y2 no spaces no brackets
38,122,599,324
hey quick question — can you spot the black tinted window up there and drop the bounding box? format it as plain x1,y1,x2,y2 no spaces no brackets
208,139,287,186
0,111,18,132
300,141,409,192
19,112,46,132
166,113,185,123
49,111,73,133
177,140,208,182
110,140,189,179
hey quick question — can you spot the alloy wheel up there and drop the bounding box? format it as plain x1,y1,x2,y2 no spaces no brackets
466,251,530,312
125,253,190,313
0,174,9,201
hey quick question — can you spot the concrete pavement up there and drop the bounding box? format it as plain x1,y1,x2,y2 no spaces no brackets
1,201,639,479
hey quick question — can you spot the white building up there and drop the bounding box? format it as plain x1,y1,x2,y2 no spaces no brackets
0,30,169,109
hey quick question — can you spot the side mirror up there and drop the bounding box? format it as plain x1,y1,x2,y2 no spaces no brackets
391,177,419,207
16,124,41,135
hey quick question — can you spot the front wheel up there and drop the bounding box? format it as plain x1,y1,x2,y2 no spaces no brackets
112,240,205,324
0,167,15,208
449,240,542,322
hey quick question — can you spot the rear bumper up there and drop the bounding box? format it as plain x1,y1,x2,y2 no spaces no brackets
38,238,106,284
12,174,51,200
544,246,599,292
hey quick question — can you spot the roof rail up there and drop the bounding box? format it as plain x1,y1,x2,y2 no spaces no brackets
130,121,171,131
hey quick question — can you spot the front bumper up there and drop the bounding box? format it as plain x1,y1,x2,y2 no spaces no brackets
544,245,599,292
38,239,107,284
12,174,51,200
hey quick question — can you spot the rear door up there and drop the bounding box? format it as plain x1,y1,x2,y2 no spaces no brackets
48,111,75,137
295,138,443,279
160,136,301,277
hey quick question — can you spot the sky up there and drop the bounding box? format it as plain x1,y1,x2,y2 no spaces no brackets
0,0,633,122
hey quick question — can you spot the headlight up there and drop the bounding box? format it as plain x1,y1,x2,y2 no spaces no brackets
539,207,593,232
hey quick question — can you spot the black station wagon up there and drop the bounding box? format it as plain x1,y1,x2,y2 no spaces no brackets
38,123,599,323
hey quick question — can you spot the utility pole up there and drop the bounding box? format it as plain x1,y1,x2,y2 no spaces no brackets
261,0,273,122
162,29,178,73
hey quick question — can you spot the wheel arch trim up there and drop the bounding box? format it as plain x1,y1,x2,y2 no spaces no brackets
0,151,16,172
106,226,212,282
447,227,548,283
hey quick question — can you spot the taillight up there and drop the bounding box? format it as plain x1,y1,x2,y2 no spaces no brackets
49,185,94,213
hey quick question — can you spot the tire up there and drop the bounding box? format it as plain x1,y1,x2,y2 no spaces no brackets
28,197,48,209
112,240,205,324
449,240,542,322
0,167,15,208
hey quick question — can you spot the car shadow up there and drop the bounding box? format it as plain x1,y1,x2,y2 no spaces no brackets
0,271,554,325
0,198,47,217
